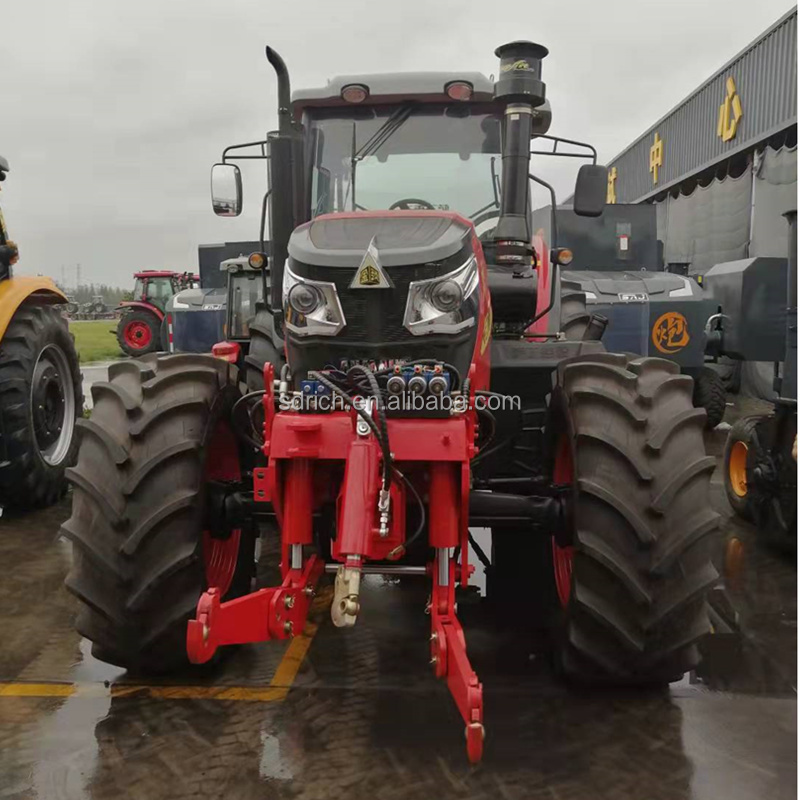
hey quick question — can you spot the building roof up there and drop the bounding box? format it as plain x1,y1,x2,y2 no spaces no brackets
606,7,797,204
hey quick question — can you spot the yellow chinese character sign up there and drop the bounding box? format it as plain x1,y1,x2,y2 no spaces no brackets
649,133,663,184
607,167,617,204
718,76,743,142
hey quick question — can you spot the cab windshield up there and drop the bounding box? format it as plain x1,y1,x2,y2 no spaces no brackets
306,104,502,231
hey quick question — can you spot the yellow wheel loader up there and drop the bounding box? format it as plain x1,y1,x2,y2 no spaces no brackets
0,155,82,510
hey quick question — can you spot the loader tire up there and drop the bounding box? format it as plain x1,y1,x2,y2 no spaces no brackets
62,354,255,673
560,279,591,341
0,301,82,509
545,353,719,685
692,366,726,429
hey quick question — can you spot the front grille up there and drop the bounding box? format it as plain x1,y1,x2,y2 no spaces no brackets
300,261,453,343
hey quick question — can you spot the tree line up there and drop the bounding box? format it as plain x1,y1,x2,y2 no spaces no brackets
55,284,133,305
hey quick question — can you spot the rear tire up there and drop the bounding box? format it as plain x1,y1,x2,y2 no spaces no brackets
117,310,161,357
62,354,254,673
0,302,82,509
692,366,726,429
546,353,719,685
560,279,592,341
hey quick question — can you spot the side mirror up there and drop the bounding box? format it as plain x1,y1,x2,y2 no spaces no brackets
573,164,607,217
211,163,242,217
530,100,552,137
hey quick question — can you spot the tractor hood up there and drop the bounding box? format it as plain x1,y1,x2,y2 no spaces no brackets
287,212,472,268
283,212,481,380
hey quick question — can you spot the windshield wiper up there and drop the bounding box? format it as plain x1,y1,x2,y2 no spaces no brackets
346,103,417,210
468,156,502,219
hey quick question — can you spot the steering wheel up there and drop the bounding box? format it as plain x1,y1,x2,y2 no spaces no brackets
389,197,436,210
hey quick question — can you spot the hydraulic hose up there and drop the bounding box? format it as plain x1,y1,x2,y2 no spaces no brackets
349,364,392,490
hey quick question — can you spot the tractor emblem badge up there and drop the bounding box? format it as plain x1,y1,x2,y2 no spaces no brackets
717,76,743,143
359,264,380,285
501,59,532,72
350,236,394,289
652,311,690,354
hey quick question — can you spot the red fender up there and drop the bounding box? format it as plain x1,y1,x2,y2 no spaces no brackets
116,300,164,321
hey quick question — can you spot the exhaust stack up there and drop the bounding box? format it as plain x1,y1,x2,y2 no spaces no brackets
265,46,307,313
492,41,548,264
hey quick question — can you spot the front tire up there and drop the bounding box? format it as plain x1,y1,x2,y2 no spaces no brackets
546,354,719,684
244,313,285,392
560,279,592,341
0,302,82,509
117,310,161,357
62,354,254,672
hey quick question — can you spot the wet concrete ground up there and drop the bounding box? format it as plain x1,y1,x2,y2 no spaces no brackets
79,363,112,410
0,403,795,799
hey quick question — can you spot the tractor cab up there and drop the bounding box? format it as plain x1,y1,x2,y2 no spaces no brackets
131,270,186,311
210,49,606,383
222,255,266,341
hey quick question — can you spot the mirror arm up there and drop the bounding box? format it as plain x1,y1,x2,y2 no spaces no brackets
527,172,559,327
528,173,558,248
530,134,597,165
221,140,271,163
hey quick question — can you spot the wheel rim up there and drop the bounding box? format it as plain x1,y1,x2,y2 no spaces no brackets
552,434,574,608
202,420,242,596
31,343,76,466
124,320,153,349
729,440,748,498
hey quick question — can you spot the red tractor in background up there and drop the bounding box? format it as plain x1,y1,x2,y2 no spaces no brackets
116,270,198,356
64,42,720,762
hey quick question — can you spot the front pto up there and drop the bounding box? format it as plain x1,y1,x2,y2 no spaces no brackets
187,363,488,762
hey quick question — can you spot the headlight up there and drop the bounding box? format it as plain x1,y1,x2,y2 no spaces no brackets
430,280,463,313
288,283,322,315
283,265,346,337
403,255,479,336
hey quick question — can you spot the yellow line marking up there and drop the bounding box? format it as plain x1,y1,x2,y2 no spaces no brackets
0,682,76,698
265,619,319,701
0,587,332,702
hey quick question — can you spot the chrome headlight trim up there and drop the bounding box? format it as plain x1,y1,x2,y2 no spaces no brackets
283,264,346,337
403,255,479,336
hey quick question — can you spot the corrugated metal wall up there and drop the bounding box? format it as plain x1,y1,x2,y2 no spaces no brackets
609,8,797,204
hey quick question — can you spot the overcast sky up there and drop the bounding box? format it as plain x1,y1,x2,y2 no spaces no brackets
2,0,795,288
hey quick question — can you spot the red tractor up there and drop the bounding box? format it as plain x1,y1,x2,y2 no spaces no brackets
63,43,719,763
116,270,198,356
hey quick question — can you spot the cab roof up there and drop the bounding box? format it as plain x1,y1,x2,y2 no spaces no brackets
292,72,495,118
134,270,184,279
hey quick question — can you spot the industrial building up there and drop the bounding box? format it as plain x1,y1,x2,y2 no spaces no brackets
605,7,797,274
